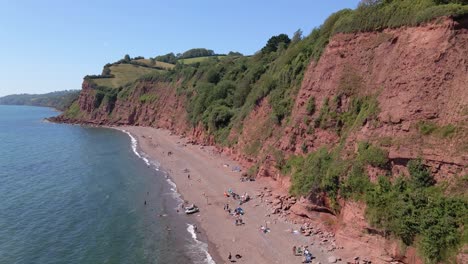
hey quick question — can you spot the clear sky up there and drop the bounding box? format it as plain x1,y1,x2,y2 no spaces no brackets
0,0,360,96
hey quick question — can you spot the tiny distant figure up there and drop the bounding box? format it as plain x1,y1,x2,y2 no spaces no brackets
194,224,198,233
228,252,232,261
144,200,147,205
188,174,191,180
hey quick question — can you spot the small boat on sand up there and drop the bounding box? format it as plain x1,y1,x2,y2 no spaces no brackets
185,204,199,214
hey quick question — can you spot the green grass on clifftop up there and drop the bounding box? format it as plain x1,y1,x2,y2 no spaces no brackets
133,59,175,69
92,64,163,88
178,55,227,64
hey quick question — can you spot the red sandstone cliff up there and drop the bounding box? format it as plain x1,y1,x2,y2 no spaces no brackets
53,17,467,263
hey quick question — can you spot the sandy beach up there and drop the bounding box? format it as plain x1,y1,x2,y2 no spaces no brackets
120,126,343,264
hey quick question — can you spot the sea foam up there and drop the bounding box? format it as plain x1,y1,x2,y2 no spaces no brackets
121,129,216,264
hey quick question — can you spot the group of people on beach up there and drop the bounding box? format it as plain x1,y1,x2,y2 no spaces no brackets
223,188,249,226
293,245,314,263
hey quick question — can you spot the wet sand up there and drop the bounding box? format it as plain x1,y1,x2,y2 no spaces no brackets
120,126,335,264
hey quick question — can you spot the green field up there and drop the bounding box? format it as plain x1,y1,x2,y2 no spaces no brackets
178,55,226,64
134,59,175,69
93,64,162,88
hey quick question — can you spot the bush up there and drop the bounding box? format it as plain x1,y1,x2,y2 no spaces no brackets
306,97,316,115
289,147,343,202
418,121,458,138
139,93,158,103
408,159,435,188
357,141,388,168
365,175,467,263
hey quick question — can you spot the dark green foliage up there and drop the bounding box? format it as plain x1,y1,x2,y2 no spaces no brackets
333,0,468,34
92,86,118,110
0,90,80,111
124,54,131,62
357,141,388,168
289,148,343,203
227,51,243,56
205,69,220,84
284,137,464,262
364,170,467,263
261,34,291,53
202,105,233,130
102,65,112,76
94,91,105,108
270,88,292,124
341,164,372,200
155,52,177,64
434,0,468,4
408,159,435,188
179,48,215,59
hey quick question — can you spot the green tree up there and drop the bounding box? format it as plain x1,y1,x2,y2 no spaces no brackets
408,159,435,188
261,34,291,54
124,54,131,62
292,29,303,43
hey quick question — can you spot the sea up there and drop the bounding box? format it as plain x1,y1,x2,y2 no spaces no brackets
0,105,215,264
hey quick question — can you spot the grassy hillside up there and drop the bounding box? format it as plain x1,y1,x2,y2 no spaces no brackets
91,64,163,89
178,55,227,64
0,90,80,110
133,59,175,69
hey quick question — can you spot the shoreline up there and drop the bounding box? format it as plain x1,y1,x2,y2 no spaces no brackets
116,126,345,264
119,128,222,264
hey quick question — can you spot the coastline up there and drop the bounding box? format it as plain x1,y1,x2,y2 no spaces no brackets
116,126,342,264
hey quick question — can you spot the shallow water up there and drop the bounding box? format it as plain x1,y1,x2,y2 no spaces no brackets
0,105,212,264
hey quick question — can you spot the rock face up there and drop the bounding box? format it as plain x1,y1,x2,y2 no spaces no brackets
287,17,468,180
53,17,468,263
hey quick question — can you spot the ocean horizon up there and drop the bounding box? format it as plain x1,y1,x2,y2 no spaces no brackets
0,105,213,264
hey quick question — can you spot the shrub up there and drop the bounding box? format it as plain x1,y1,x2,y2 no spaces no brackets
357,141,388,168
306,97,316,115
289,147,343,202
419,121,438,135
408,159,435,188
418,121,458,138
139,93,158,103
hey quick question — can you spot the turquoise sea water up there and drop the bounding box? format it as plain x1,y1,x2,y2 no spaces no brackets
0,106,212,264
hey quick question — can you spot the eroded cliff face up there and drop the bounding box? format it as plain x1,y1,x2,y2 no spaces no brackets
54,17,467,263
289,17,467,179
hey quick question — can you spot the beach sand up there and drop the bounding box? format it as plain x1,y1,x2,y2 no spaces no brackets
120,126,340,264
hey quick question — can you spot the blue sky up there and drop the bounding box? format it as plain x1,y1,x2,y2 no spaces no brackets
0,0,360,96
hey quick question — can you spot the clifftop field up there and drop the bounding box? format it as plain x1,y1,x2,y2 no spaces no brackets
55,1,468,263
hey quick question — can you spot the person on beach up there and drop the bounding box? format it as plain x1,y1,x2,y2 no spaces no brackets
144,200,147,205
187,174,190,180
228,252,232,262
